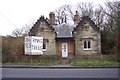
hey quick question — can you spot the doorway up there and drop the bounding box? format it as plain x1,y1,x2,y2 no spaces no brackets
62,43,68,58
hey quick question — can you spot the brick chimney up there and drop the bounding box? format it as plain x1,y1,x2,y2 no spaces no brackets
73,11,80,25
49,12,55,25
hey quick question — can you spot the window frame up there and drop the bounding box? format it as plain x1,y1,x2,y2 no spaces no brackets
83,40,92,50
43,41,47,51
43,39,48,52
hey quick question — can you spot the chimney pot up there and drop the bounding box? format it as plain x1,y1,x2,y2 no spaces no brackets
74,11,80,25
49,12,55,25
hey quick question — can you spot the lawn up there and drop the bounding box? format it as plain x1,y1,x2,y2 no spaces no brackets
70,61,119,67
3,60,58,66
3,60,119,67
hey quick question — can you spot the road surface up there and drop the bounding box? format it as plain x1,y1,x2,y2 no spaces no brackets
2,68,119,78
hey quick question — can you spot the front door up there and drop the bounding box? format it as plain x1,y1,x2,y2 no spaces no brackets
62,43,68,58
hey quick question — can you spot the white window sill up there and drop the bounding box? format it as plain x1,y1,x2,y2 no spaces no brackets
43,49,47,52
83,48,92,51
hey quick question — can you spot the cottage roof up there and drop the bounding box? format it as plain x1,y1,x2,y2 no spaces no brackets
29,15,100,37
56,23,74,38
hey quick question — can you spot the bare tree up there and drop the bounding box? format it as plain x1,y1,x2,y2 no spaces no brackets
11,26,30,37
55,4,74,24
77,2,94,18
21,26,31,36
77,2,106,29
104,1,119,21
100,0,120,54
93,6,106,29
12,28,23,37
100,0,120,31
55,3,107,29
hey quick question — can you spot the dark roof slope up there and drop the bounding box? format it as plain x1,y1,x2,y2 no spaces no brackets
56,23,73,38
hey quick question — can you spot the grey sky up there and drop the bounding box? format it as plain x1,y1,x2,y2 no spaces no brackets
0,0,112,36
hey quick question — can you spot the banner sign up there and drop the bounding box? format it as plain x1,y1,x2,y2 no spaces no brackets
25,36,43,55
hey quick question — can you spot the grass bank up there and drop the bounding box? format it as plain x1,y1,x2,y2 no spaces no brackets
70,61,119,67
3,60,119,67
3,60,58,66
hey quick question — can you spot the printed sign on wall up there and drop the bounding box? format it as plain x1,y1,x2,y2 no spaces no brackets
25,36,43,55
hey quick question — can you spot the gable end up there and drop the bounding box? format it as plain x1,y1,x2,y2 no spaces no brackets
29,16,54,36
76,16,100,32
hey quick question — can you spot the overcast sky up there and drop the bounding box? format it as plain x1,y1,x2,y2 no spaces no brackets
0,0,112,36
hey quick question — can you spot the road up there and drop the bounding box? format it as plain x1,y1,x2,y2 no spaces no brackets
2,68,119,78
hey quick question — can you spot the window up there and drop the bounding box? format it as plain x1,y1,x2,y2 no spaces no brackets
83,40,91,50
43,39,48,51
43,41,46,50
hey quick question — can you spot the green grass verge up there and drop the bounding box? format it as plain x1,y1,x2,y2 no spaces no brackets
70,61,119,67
3,60,58,66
